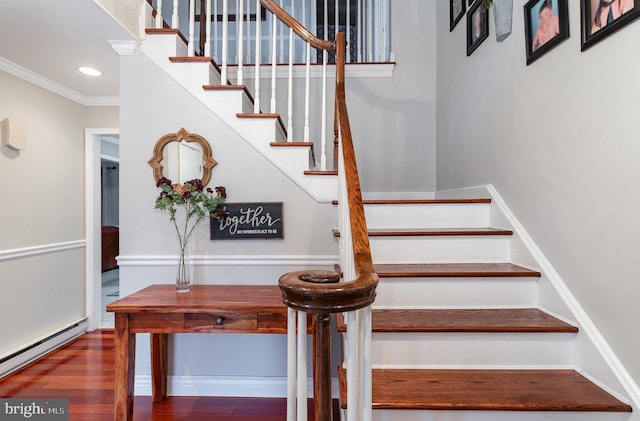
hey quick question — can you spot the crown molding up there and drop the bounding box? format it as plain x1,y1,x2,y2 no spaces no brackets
0,56,119,107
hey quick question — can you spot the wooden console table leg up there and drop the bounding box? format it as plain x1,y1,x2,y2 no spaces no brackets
114,313,135,421
151,333,168,402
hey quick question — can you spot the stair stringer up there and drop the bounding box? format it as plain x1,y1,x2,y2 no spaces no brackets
437,184,639,415
139,32,337,203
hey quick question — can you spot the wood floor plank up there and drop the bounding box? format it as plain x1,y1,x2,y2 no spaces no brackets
0,330,339,420
338,367,632,412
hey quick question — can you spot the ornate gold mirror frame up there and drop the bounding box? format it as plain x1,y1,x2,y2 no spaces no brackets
148,128,218,195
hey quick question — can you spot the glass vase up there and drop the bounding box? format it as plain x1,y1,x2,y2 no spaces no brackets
176,242,191,293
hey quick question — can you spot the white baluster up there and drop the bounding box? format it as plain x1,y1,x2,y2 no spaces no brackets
323,0,328,56
245,0,251,64
363,306,373,421
346,0,351,62
205,0,212,57
286,26,293,142
172,0,179,28
297,311,308,421
286,307,297,421
357,0,363,62
320,48,327,170
270,12,277,113
254,0,261,113
156,0,164,28
303,43,310,142
213,0,219,62
188,0,195,56
335,0,339,39
221,0,228,84
278,0,284,63
237,0,244,84
366,0,373,62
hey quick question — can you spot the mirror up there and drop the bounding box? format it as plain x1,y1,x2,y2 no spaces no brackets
148,128,217,195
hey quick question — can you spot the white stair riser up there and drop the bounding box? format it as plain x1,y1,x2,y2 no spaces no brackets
370,237,510,264
365,203,490,229
370,332,575,367
373,277,538,307
197,90,249,119
164,62,220,89
140,33,188,58
368,410,631,421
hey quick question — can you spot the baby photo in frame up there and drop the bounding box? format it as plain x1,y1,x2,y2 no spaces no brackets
524,0,570,65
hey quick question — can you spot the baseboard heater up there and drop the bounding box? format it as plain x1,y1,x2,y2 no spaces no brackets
0,318,88,379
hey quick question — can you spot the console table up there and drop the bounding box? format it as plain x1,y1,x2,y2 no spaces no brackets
106,284,293,421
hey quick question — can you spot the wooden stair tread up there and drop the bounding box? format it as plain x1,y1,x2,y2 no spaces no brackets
338,367,632,412
374,262,541,278
368,227,513,236
355,308,578,333
332,198,492,205
333,227,513,237
363,198,492,204
304,170,338,175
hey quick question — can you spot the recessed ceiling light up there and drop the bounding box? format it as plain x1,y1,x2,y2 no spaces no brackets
78,66,102,77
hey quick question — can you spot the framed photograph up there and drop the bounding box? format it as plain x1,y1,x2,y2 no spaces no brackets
581,0,640,51
524,0,570,65
467,0,489,56
451,0,466,31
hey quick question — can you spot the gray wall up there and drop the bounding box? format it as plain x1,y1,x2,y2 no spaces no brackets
435,1,640,390
118,50,338,380
0,71,86,357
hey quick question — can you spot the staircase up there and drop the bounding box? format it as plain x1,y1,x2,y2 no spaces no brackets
337,198,633,420
134,4,634,419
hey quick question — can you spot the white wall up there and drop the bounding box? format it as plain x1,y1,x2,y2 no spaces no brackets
0,71,86,357
435,0,640,391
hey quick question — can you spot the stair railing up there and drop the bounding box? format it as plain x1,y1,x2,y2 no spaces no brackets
258,7,378,421
145,2,377,417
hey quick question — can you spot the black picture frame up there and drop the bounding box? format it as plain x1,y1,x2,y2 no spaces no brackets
467,0,489,56
581,0,640,51
451,0,466,31
524,0,570,65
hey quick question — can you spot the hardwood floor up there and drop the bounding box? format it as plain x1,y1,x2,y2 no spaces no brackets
0,330,339,420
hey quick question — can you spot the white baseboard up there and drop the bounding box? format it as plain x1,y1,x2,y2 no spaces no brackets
117,254,338,267
484,184,640,411
0,318,87,379
134,375,340,398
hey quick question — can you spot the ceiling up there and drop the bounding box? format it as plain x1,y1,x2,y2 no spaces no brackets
0,0,135,102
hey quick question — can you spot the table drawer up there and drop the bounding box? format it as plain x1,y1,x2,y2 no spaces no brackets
130,312,258,332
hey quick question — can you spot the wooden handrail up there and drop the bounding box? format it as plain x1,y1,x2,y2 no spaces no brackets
259,0,336,53
277,31,377,314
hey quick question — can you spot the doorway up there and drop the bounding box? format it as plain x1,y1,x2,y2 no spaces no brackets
85,129,119,330
100,137,119,326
